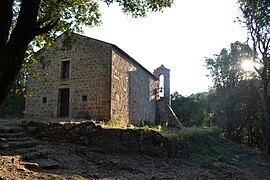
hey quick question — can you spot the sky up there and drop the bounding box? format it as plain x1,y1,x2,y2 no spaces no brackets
84,0,248,96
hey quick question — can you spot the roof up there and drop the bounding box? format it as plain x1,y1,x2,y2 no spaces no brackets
78,33,158,80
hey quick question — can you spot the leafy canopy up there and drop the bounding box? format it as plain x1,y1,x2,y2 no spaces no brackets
25,0,174,53
238,0,270,156
0,0,174,107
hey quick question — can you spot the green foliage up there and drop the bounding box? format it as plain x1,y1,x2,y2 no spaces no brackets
127,124,162,132
195,141,240,174
0,0,174,107
163,126,267,175
103,119,125,128
171,92,208,127
238,0,270,39
0,94,25,118
105,0,174,18
205,41,265,149
163,126,237,173
21,0,174,58
163,126,220,140
205,41,254,87
238,0,270,157
92,119,162,132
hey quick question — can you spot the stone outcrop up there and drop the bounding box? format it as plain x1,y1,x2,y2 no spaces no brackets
22,121,186,157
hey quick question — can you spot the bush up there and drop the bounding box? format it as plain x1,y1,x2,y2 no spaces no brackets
0,94,25,118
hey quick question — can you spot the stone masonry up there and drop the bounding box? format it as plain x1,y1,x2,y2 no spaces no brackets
153,65,171,105
26,34,112,120
22,121,186,157
111,49,158,125
25,33,180,126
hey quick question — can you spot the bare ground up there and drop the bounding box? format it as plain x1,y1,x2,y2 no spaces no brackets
0,121,270,179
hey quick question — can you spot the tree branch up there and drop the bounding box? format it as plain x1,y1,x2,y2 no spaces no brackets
0,0,14,54
34,18,60,36
10,0,41,40
0,0,42,108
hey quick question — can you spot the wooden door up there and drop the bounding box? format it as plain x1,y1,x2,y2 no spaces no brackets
59,88,69,117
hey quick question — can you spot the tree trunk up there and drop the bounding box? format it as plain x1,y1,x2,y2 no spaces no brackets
0,54,25,108
262,75,270,157
264,99,270,157
0,0,41,108
0,31,35,109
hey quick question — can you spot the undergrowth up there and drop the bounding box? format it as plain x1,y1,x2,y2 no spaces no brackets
1,118,265,175
91,119,162,132
162,126,220,139
162,126,244,174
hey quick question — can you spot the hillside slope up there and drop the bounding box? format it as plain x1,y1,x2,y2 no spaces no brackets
0,124,269,179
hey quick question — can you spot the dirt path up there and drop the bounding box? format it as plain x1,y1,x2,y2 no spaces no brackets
1,139,270,179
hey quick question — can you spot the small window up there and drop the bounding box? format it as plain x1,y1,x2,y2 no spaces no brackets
61,61,70,80
42,97,47,103
82,95,87,102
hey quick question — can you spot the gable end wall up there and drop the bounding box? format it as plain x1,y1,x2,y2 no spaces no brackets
25,35,112,119
111,50,158,125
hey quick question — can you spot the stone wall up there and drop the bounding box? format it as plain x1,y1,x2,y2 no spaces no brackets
25,34,112,119
153,65,171,106
26,33,162,125
156,98,182,127
22,121,186,157
111,48,158,125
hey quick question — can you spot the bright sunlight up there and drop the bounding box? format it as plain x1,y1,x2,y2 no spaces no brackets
241,60,255,71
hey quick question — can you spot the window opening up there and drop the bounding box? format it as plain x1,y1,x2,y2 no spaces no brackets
82,95,88,101
61,61,70,80
42,97,47,103
159,74,164,97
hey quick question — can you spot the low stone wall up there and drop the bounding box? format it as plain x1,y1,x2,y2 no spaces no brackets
22,121,186,157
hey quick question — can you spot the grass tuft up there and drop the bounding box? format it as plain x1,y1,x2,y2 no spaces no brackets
162,126,220,139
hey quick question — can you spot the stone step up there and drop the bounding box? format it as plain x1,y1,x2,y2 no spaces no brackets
6,137,35,142
15,147,39,154
8,140,38,149
21,146,57,160
23,151,44,160
0,132,26,138
0,137,7,143
0,142,9,149
36,160,62,170
0,127,23,133
21,162,39,171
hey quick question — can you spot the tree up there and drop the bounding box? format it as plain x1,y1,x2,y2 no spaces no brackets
238,0,270,156
171,92,207,127
205,42,264,147
0,0,174,108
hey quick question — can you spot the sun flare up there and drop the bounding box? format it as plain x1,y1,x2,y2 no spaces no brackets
241,60,255,71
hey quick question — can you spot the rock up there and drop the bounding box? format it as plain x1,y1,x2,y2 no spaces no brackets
0,132,25,138
9,141,38,148
27,126,37,132
92,174,100,179
40,162,61,170
23,152,40,160
6,127,22,133
22,162,39,170
0,143,9,149
0,138,7,143
72,174,85,180
38,147,57,156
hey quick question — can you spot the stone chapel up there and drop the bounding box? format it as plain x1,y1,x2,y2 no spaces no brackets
25,33,180,126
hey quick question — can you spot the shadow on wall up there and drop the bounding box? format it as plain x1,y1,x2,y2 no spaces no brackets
128,70,157,126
